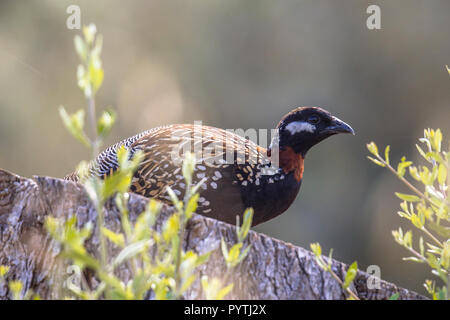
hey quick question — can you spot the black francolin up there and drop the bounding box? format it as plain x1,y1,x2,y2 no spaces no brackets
65,107,354,226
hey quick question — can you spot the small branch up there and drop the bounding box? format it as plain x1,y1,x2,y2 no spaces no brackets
421,226,444,248
316,255,360,300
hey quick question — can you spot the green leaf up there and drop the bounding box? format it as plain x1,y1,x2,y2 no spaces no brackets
113,240,151,268
77,64,89,95
82,24,97,45
97,109,116,138
98,272,129,299
116,145,130,169
102,227,125,247
62,249,100,271
166,187,181,210
327,248,334,269
343,261,358,289
416,144,429,162
102,172,132,199
432,129,442,152
395,193,421,202
425,152,445,164
237,245,252,265
83,177,101,206
182,152,196,185
190,178,207,196
195,251,212,267
154,278,171,300
216,283,233,300
437,163,447,185
403,257,424,263
91,34,103,59
180,275,196,294
420,166,435,186
419,236,424,256
426,253,439,269
310,242,322,257
437,288,446,300
397,160,413,177
238,208,253,242
9,281,23,300
227,243,243,265
408,166,421,181
366,142,379,156
221,238,228,261
74,35,87,62
441,242,450,269
384,145,390,165
389,293,400,300
131,270,150,300
146,199,162,226
201,276,233,300
162,214,179,243
129,150,144,172
185,193,199,220
410,214,424,229
74,161,90,182
89,62,104,94
0,265,9,277
367,156,385,167
59,107,91,148
403,230,412,248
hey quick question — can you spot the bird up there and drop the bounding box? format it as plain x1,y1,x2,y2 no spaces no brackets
65,106,354,226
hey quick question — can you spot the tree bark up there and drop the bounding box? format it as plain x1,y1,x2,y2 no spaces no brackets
0,169,426,300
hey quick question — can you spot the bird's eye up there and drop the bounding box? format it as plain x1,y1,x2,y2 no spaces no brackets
308,115,320,124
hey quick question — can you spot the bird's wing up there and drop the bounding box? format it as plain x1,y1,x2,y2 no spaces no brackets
63,126,169,182
129,124,268,198
64,124,270,210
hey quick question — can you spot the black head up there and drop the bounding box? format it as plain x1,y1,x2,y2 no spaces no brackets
276,106,354,156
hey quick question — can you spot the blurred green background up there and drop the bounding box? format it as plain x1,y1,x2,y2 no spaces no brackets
1,0,449,295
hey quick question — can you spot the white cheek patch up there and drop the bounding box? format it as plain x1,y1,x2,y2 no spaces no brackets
285,121,316,134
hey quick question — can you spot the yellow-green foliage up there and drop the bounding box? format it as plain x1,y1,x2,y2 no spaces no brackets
1,24,253,300
45,24,252,300
310,243,359,300
368,129,450,300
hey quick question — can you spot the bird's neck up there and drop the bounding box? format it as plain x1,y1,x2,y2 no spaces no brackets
278,146,305,182
266,146,305,182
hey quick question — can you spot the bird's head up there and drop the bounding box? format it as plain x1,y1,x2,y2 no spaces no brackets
274,106,354,157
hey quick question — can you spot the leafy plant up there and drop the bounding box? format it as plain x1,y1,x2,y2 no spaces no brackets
202,208,253,299
0,265,39,300
310,243,360,300
0,23,253,300
367,129,450,300
43,24,253,300
47,151,211,299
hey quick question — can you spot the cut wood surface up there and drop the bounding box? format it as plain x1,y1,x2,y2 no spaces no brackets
0,169,426,300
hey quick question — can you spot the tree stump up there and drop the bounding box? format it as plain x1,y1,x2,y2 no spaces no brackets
0,169,426,300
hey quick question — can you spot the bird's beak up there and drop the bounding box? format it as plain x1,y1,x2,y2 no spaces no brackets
325,116,355,135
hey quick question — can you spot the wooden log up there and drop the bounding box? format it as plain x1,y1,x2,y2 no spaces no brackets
0,169,426,300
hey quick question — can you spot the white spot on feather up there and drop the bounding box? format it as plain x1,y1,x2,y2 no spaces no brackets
285,121,315,134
